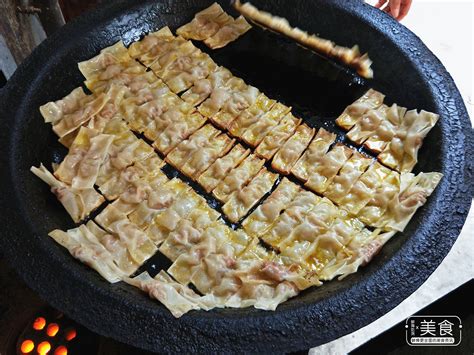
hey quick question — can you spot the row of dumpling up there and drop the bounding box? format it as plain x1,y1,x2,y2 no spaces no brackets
336,89,439,173
33,104,306,317
38,27,442,232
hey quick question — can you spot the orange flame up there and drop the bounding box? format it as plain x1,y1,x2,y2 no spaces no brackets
20,339,34,353
46,323,59,337
32,317,46,331
37,341,51,354
64,329,76,341
54,345,67,355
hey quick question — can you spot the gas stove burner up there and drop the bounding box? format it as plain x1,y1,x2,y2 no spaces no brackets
17,308,79,354
15,307,99,355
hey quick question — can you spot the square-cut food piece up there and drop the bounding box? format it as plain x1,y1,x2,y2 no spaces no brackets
323,152,374,204
212,154,265,202
145,189,206,244
188,253,299,310
198,75,252,120
356,171,401,227
78,41,135,79
127,178,190,230
165,124,221,170
85,220,140,276
31,164,104,223
198,77,244,118
278,213,364,278
319,229,396,281
99,217,158,266
242,178,300,236
41,85,124,139
143,103,196,142
40,87,93,125
48,224,126,283
228,93,276,137
168,226,253,286
291,128,337,181
127,90,191,136
126,271,214,318
177,3,234,41
335,89,385,130
271,124,315,175
204,16,252,49
78,40,148,93
128,26,180,67
96,128,155,180
96,119,156,188
378,110,439,173
255,113,301,160
54,126,113,188
374,172,442,231
159,209,221,262
276,197,340,250
305,144,354,194
85,68,157,97
198,144,250,193
355,104,407,152
210,84,260,129
153,112,207,155
346,104,407,146
149,40,200,78
337,162,392,215
180,133,235,178
99,165,170,219
240,102,291,147
222,168,278,223
162,50,218,94
181,66,233,106
261,190,321,248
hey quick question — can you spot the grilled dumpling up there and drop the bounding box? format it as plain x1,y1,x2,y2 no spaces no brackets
376,172,443,231
291,128,337,181
128,27,180,67
362,103,407,153
182,66,233,106
337,162,392,215
255,113,301,160
49,225,126,283
212,154,265,202
243,178,300,236
271,124,315,174
222,169,278,223
304,144,354,194
78,40,149,94
204,16,252,49
180,133,235,178
378,110,439,172
240,102,291,147
54,127,114,189
31,164,104,223
335,89,385,130
198,144,250,192
177,3,233,41
323,152,374,204
166,124,221,169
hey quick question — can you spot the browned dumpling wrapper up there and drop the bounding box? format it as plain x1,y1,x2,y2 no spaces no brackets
233,0,373,78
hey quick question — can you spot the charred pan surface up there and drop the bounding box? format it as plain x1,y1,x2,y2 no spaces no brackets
0,0,472,353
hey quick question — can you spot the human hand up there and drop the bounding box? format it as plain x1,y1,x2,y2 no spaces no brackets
375,0,413,21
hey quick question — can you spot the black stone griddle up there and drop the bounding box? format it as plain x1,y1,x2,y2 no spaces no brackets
0,0,472,352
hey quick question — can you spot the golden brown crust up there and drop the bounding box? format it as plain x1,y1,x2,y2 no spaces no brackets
233,0,373,78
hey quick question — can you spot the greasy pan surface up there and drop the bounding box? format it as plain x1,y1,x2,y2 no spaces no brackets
0,0,472,352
